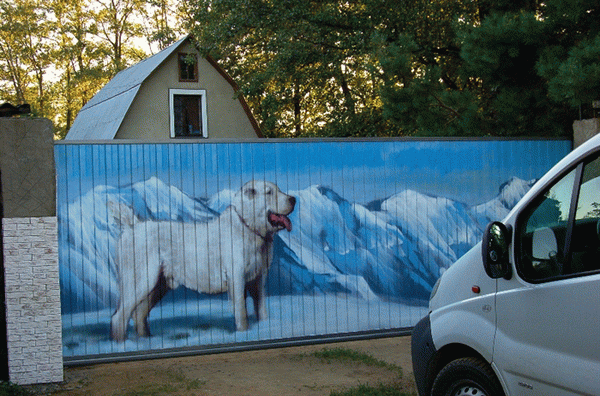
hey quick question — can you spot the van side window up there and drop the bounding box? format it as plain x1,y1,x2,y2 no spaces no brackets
570,157,600,274
518,155,600,282
518,169,575,280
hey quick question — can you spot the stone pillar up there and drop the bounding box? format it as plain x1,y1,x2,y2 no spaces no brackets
2,217,63,384
0,118,62,385
573,118,600,148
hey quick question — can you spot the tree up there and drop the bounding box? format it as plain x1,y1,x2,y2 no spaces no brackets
90,0,147,73
0,0,184,138
456,0,599,135
187,0,499,137
49,0,115,137
187,0,390,137
1,0,595,139
141,0,184,51
374,0,483,136
188,0,598,138
0,0,52,116
458,12,559,136
537,0,600,112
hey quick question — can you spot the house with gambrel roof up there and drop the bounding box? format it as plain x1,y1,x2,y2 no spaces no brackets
66,36,263,140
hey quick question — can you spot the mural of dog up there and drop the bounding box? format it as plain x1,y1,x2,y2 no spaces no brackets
109,180,296,341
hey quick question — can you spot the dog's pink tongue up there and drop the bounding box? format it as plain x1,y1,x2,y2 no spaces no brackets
269,213,292,232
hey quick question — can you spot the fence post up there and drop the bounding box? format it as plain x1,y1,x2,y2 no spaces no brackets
0,169,7,381
0,118,62,385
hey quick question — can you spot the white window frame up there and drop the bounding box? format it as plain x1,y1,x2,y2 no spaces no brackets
169,89,208,138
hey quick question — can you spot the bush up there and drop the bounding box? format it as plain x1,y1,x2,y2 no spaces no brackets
0,382,30,396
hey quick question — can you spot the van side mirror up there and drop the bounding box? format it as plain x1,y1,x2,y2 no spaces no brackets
482,221,512,279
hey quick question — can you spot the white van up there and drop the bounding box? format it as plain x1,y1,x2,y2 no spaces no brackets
411,134,600,396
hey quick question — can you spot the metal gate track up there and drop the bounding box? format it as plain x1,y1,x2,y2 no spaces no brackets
63,328,412,366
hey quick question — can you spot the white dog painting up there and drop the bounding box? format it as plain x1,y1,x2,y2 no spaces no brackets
109,180,296,341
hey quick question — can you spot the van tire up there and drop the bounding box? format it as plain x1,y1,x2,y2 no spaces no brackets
431,357,505,396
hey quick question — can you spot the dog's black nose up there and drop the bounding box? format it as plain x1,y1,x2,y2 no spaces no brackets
289,196,296,206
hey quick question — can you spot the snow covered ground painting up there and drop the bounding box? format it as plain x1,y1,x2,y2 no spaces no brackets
55,139,571,359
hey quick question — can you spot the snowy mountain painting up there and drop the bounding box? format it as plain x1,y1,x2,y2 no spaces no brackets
55,139,571,359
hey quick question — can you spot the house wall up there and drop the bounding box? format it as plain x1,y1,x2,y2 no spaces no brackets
115,41,259,140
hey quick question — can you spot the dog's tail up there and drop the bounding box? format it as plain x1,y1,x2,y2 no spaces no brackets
107,201,140,228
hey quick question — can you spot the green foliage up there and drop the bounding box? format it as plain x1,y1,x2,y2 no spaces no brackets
307,348,411,396
330,383,412,396
460,13,543,86
310,347,402,374
1,0,597,138
188,0,394,137
0,382,31,396
546,34,600,107
0,0,52,116
457,11,567,135
189,0,597,137
437,0,597,136
0,0,185,138
118,384,178,396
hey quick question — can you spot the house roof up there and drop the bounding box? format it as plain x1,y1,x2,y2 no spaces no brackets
65,36,262,140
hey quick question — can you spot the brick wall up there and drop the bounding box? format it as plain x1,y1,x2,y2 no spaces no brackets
2,216,63,384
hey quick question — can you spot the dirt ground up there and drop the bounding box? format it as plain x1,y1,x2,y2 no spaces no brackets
26,336,416,396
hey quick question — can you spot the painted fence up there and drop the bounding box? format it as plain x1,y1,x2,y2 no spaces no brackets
55,138,571,362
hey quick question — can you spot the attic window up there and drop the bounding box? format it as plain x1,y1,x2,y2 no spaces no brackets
169,89,208,138
178,53,198,82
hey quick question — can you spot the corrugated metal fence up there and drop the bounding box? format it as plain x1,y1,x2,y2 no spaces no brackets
55,138,571,363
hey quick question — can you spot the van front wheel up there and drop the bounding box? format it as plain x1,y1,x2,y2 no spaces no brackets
431,357,505,396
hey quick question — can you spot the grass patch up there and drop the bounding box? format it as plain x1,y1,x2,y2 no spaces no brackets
164,368,206,391
307,348,413,396
330,382,413,396
185,378,206,390
115,368,205,396
310,348,402,375
118,383,178,396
